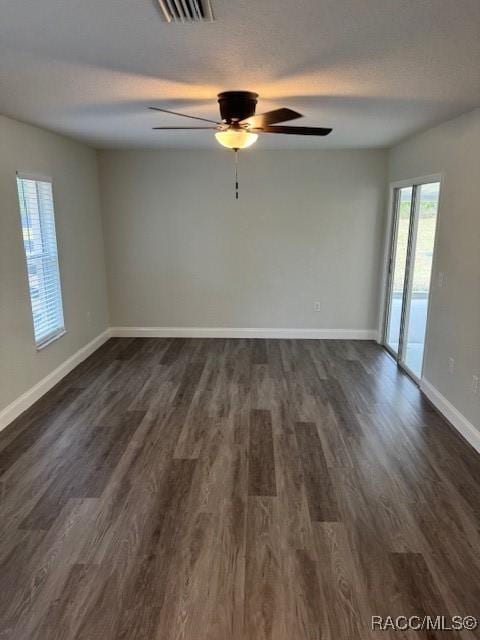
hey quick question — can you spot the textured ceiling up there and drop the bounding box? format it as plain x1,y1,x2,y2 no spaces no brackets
0,0,479,149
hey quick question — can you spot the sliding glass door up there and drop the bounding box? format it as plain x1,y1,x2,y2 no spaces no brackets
383,180,440,379
385,186,413,355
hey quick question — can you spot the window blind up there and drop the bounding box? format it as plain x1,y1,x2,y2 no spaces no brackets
16,175,65,348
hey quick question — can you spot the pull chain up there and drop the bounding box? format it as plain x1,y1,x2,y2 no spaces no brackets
234,149,239,200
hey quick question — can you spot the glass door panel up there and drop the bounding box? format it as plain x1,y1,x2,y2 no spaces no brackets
385,186,413,355
402,182,440,377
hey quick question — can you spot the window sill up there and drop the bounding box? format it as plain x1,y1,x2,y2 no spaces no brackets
36,329,67,351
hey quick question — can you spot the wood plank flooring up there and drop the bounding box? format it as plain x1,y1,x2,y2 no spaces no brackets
0,338,479,639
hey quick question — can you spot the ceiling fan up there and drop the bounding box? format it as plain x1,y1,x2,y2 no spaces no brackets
150,91,332,148
149,91,332,197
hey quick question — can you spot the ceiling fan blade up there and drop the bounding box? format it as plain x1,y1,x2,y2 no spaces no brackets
153,126,217,130
260,125,332,136
240,107,302,128
149,106,220,125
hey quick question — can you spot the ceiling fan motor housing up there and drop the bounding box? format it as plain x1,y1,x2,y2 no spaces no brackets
217,91,258,124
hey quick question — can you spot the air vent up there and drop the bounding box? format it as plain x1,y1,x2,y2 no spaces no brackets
157,0,214,23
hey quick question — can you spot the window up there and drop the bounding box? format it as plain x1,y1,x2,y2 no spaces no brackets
16,174,65,349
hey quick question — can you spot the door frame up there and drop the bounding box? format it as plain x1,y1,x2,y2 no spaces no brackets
379,174,443,383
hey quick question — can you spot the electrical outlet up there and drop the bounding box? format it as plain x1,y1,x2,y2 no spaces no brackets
448,357,455,375
472,375,479,394
86,311,92,324
314,302,321,312
438,271,446,288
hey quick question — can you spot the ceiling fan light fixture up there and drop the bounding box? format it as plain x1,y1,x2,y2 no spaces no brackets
215,129,258,150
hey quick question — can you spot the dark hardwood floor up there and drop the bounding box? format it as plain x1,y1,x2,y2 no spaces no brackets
0,338,479,639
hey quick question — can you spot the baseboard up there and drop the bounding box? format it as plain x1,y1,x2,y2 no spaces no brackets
110,326,378,340
0,328,112,433
420,378,480,454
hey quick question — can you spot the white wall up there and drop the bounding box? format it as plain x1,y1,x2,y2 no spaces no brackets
388,108,480,431
0,115,109,413
98,149,387,333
